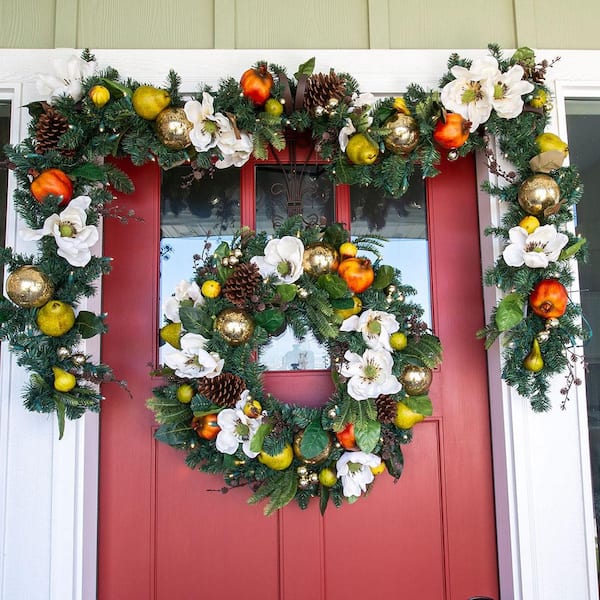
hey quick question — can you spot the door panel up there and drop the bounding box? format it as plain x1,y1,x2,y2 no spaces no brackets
99,155,498,600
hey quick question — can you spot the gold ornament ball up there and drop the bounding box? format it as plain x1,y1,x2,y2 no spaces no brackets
6,266,54,308
517,174,561,216
400,364,433,395
155,107,193,150
214,308,254,346
383,113,420,155
302,243,340,277
293,430,332,465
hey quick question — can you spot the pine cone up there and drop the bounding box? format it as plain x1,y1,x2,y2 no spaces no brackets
197,372,246,408
35,103,71,155
222,262,262,307
376,394,398,424
303,70,347,116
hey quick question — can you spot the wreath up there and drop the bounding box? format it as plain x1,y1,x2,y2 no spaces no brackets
148,217,441,513
0,43,587,451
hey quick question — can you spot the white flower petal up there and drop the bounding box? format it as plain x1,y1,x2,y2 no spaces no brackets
503,243,525,267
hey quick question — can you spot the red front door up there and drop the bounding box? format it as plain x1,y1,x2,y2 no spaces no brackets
98,154,498,600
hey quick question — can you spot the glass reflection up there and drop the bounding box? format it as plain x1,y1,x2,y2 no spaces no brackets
350,177,431,326
159,167,239,360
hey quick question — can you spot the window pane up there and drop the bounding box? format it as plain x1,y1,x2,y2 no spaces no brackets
159,167,240,359
0,101,10,364
256,163,335,370
350,173,431,326
566,99,600,577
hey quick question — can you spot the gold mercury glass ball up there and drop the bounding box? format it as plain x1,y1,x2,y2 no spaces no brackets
400,364,433,396
517,173,561,216
293,430,332,464
302,243,340,277
6,265,54,308
383,113,420,155
155,107,193,150
214,308,254,346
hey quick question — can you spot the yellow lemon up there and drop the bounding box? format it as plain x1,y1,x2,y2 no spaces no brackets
160,322,181,349
394,401,425,430
370,462,386,476
89,85,110,108
259,444,294,471
201,279,221,298
132,85,171,120
37,300,76,337
339,241,358,259
318,467,338,487
176,384,194,404
519,215,540,234
264,98,284,117
52,366,76,392
334,296,362,321
346,133,379,165
389,331,408,351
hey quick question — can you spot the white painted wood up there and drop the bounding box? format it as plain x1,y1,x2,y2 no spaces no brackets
0,48,598,600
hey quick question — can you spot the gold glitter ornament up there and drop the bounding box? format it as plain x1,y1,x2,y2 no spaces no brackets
293,430,332,464
155,107,193,150
302,243,340,277
383,113,420,155
214,308,254,346
517,173,561,216
400,365,433,395
6,266,54,308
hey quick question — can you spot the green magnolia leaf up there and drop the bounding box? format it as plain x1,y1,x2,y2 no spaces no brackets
154,423,192,447
330,297,355,309
354,419,381,453
254,309,285,333
300,419,330,459
559,237,586,260
319,486,330,515
249,423,272,453
55,397,66,440
372,265,395,290
317,273,348,299
101,77,132,98
403,394,432,416
214,241,231,259
179,305,211,335
25,101,47,119
495,292,524,331
75,310,105,339
70,163,107,183
191,405,223,418
295,57,316,78
276,283,297,303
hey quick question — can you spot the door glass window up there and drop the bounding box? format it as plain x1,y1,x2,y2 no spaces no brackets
566,98,600,586
159,166,240,359
350,174,431,325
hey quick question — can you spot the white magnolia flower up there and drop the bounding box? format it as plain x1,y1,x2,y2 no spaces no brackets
250,236,305,283
440,56,499,132
20,196,98,267
336,451,381,498
352,92,377,110
338,118,356,152
503,224,569,269
491,64,535,119
36,55,96,103
215,392,263,458
163,333,224,379
163,280,204,323
215,117,253,169
340,348,401,401
340,309,400,352
184,93,223,153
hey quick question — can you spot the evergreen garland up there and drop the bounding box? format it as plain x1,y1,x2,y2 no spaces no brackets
0,45,586,447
